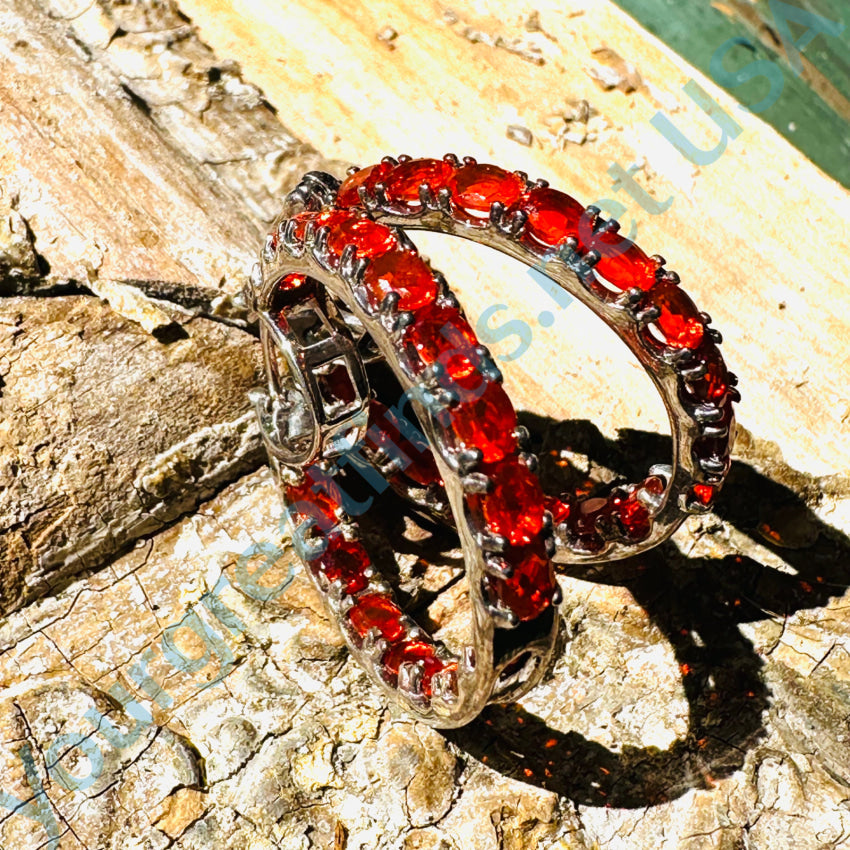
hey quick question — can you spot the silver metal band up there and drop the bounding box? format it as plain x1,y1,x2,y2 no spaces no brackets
244,173,560,727
329,157,737,564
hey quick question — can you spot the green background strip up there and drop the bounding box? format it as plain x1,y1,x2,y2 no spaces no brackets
610,0,850,187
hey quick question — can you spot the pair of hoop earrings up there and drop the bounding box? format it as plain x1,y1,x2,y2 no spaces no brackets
243,155,738,728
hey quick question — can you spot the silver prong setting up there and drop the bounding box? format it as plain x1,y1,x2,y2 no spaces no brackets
484,555,514,580
476,530,508,554
398,661,428,704
489,200,506,227
258,152,739,725
418,181,438,210
518,451,538,473
462,473,492,494
635,305,661,324
454,448,483,475
430,667,459,706
486,602,520,629
513,425,531,450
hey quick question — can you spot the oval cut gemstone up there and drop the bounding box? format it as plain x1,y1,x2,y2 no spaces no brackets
517,187,585,247
402,303,479,385
384,158,456,212
365,401,442,488
326,217,397,258
381,640,446,696
684,343,730,402
652,280,705,349
691,484,717,507
485,540,556,622
277,272,308,292
470,459,545,546
571,496,613,534
616,495,652,541
447,163,526,218
291,208,351,242
566,495,614,553
588,230,658,291
270,273,313,320
348,594,406,643
313,534,370,595
641,475,666,496
545,494,572,527
285,471,340,532
362,250,438,311
337,162,393,207
442,381,517,463
691,483,715,506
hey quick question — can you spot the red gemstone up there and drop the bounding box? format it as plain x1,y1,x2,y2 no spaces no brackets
470,460,545,546
316,363,357,407
337,162,394,208
381,640,446,696
641,475,666,496
384,158,456,212
572,496,613,533
326,216,397,259
442,381,517,463
588,230,658,291
518,187,586,247
362,250,438,311
545,495,572,526
567,496,613,553
652,280,705,349
285,470,340,531
291,209,351,242
616,495,652,541
348,594,406,643
278,272,307,291
692,483,715,506
685,343,730,402
402,303,479,386
485,541,556,622
314,534,370,595
365,401,442,488
270,273,312,319
447,163,526,219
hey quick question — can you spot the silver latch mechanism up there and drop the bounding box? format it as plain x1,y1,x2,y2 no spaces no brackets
252,293,370,468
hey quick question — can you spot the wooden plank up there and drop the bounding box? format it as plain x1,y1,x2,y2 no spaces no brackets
171,0,850,478
0,0,337,611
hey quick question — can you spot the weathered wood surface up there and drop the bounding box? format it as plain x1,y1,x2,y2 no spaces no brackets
1,0,849,848
0,0,342,612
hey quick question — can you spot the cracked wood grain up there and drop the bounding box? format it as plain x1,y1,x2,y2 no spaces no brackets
0,293,264,614
0,0,341,612
1,433,849,848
